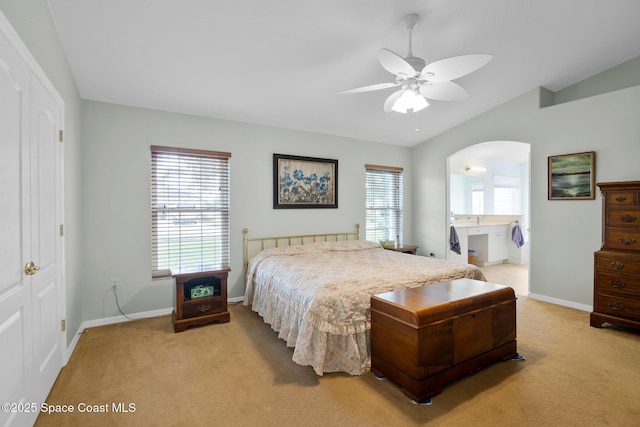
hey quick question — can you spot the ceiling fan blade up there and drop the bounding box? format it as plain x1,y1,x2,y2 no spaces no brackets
378,48,416,76
421,54,492,82
338,82,399,94
383,90,403,113
419,81,469,101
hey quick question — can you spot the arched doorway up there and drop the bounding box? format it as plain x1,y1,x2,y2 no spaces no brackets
447,141,530,294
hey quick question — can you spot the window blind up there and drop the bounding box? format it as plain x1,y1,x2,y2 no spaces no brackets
494,175,521,214
151,146,231,277
365,165,404,246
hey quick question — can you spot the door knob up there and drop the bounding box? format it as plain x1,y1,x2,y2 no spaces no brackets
24,261,40,276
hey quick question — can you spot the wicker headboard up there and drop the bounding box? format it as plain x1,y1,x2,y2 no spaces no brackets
243,224,360,276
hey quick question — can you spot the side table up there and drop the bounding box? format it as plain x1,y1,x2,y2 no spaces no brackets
172,269,230,332
384,245,418,255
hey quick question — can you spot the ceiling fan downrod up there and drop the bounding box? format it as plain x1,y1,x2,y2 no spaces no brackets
402,14,426,74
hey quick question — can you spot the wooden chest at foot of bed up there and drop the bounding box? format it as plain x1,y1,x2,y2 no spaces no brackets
370,279,517,403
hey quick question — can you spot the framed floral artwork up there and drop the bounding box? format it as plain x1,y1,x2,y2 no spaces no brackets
273,154,338,208
548,151,596,200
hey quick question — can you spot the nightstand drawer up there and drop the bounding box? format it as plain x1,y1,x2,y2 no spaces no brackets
182,298,225,319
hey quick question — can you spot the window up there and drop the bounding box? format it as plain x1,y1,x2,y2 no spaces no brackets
471,182,484,215
151,146,231,277
494,175,521,214
365,165,403,246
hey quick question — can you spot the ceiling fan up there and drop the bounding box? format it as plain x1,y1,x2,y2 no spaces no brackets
339,13,492,114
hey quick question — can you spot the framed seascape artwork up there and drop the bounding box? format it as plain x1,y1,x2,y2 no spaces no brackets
273,154,338,209
548,151,596,200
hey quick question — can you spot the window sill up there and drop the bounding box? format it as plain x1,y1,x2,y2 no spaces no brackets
152,269,172,280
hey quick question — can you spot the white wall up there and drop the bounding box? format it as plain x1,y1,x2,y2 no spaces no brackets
413,82,640,308
1,0,84,345
555,56,640,104
81,101,413,320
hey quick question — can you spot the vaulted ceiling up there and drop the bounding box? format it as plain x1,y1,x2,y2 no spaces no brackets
49,0,640,147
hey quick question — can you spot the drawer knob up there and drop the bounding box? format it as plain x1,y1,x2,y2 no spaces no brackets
197,304,211,313
611,261,625,270
609,279,627,288
620,214,637,223
615,196,627,203
618,237,636,245
607,302,625,311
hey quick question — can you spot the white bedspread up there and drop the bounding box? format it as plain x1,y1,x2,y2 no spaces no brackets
244,240,486,375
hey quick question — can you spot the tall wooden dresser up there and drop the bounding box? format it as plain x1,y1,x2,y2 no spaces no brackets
591,181,640,330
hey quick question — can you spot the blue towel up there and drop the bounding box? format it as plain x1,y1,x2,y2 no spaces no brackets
512,224,524,248
450,225,461,254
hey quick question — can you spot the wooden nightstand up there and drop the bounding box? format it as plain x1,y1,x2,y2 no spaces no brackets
384,245,418,255
172,269,230,332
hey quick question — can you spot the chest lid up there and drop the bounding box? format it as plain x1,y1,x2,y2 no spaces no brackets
371,279,515,327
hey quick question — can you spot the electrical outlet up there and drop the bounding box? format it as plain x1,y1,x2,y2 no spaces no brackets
110,278,119,290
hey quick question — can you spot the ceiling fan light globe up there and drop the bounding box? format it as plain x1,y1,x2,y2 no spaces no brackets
413,95,429,112
391,97,408,113
391,89,428,113
391,89,414,113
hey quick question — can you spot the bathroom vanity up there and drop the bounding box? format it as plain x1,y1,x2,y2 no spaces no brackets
447,216,524,266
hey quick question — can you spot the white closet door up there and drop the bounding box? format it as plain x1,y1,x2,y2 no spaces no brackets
0,21,65,427
0,29,34,427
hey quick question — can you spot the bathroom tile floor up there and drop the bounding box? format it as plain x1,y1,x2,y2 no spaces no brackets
478,263,528,296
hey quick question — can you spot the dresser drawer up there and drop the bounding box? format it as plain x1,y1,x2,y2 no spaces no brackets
606,208,640,228
595,251,640,275
594,294,640,321
595,272,640,297
605,191,637,206
604,229,640,251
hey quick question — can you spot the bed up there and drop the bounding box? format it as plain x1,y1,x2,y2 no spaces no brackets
242,225,487,376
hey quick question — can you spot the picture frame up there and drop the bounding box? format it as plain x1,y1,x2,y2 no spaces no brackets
548,151,596,200
273,154,338,209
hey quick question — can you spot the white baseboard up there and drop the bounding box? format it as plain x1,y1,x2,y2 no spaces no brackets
66,306,173,363
66,298,245,363
527,293,591,312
